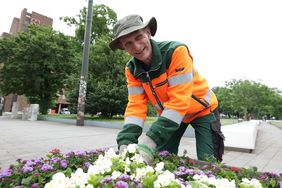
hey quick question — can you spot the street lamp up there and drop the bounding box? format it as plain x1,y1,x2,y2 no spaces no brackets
76,0,93,126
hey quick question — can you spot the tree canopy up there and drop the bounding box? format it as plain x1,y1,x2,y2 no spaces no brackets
213,79,282,119
0,25,79,114
62,4,130,117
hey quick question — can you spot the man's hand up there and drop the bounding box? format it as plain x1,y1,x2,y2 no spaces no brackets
137,136,156,165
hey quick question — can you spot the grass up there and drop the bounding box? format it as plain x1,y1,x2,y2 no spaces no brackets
269,120,282,126
39,114,238,126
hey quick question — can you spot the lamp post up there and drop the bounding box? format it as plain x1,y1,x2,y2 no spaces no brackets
76,0,93,126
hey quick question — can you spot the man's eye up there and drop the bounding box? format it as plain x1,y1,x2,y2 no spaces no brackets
136,35,144,40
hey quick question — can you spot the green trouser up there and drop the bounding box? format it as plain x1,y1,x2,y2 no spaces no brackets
157,113,216,161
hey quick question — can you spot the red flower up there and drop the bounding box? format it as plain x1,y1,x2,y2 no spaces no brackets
188,159,195,165
230,166,240,172
50,148,60,154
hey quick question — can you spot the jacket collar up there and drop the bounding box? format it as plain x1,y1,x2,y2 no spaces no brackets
131,39,162,77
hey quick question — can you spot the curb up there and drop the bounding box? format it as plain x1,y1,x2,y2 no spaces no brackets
38,116,196,138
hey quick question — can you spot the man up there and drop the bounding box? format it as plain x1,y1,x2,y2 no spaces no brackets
109,15,224,163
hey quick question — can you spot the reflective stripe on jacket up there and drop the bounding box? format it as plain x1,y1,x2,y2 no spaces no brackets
124,40,218,128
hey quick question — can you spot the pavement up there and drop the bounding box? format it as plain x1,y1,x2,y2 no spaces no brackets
0,116,282,173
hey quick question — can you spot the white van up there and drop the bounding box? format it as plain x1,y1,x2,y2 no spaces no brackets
61,108,70,114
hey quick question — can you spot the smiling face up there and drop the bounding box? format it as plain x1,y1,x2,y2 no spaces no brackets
119,28,152,65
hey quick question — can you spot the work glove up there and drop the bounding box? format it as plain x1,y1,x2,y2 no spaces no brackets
137,136,157,165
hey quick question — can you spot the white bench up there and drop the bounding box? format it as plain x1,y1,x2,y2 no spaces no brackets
221,120,260,152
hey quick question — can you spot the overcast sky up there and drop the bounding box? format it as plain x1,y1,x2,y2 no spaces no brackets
1,0,281,89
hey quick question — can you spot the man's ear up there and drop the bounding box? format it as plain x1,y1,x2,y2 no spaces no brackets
144,27,152,38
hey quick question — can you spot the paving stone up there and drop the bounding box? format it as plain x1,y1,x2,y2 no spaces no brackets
1,117,282,173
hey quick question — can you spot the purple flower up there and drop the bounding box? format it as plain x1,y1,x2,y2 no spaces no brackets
60,160,68,169
65,151,75,157
51,157,60,164
0,168,12,178
133,180,142,188
102,177,113,183
25,160,36,166
259,174,268,181
31,183,40,188
159,150,170,157
119,174,132,181
22,165,33,173
279,181,282,188
41,164,53,172
88,149,99,155
201,165,209,169
184,168,195,175
75,150,86,156
195,170,205,176
174,171,184,176
178,166,186,172
96,148,109,153
116,181,129,188
84,162,91,169
206,170,215,178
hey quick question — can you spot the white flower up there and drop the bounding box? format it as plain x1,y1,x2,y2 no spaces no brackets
135,166,154,180
154,170,177,188
208,177,236,188
193,174,209,181
87,165,100,175
125,157,131,165
241,178,263,188
155,162,164,172
87,155,112,175
121,148,128,158
112,170,122,180
127,144,137,153
193,175,236,188
130,153,144,163
104,148,118,159
70,168,88,187
44,172,72,188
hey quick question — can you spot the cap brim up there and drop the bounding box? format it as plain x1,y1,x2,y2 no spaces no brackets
109,17,157,51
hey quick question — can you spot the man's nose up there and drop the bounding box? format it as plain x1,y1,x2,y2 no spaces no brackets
132,42,141,51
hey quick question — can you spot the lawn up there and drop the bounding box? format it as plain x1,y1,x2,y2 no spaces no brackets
269,120,282,126
39,114,238,126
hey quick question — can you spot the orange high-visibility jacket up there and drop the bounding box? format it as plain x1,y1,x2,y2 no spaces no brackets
117,40,218,147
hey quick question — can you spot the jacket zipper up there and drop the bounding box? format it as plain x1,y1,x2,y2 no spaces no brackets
146,72,164,110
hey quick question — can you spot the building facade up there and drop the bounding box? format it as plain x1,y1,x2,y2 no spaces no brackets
1,8,53,112
9,8,53,34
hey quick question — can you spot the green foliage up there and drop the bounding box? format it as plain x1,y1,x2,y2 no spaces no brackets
213,79,282,119
0,25,79,114
61,4,117,44
142,171,157,188
64,5,129,118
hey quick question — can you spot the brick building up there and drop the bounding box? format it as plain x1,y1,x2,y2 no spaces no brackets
1,8,53,112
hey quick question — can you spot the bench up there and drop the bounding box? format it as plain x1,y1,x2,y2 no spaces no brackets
221,120,260,153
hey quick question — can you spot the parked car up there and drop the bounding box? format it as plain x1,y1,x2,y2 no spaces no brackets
60,108,70,115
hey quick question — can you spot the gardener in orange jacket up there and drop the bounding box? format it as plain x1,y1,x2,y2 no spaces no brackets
109,15,224,163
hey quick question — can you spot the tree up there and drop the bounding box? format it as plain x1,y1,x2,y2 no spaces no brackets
61,4,117,44
63,4,130,118
213,79,282,119
66,35,129,117
0,25,79,114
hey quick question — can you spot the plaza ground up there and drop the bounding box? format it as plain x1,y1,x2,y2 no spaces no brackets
0,116,282,173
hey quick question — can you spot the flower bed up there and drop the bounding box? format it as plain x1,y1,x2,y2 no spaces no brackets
0,145,281,188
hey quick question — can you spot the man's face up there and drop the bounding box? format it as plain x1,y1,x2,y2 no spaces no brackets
119,28,152,64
